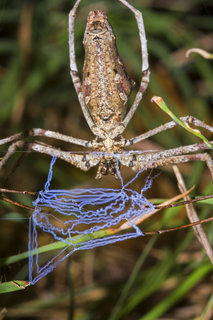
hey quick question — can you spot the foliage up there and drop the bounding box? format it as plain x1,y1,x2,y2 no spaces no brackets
0,0,213,319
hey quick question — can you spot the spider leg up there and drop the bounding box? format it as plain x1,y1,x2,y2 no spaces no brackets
0,129,92,148
111,0,149,139
0,128,93,169
0,140,24,170
0,140,100,172
119,142,213,178
30,128,92,147
30,142,100,171
69,0,98,136
124,116,213,146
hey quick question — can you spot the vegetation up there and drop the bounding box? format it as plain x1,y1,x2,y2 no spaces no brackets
0,0,213,319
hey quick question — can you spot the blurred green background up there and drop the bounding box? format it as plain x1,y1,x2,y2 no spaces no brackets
0,0,213,319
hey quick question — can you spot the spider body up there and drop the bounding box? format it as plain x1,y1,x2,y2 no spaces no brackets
82,10,132,133
0,0,213,180
80,9,136,177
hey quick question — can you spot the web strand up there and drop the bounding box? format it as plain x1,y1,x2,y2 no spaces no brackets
29,155,156,284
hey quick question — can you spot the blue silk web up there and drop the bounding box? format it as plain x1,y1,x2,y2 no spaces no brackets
29,156,155,285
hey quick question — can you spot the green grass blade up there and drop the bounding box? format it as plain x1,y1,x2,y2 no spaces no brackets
0,280,30,294
0,227,122,266
109,236,158,320
152,96,213,148
139,262,212,320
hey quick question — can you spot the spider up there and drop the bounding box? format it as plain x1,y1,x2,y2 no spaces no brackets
0,0,213,179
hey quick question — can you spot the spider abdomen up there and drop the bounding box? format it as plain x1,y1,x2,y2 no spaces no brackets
82,10,132,132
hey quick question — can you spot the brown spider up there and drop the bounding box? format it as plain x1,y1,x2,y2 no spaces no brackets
0,0,213,179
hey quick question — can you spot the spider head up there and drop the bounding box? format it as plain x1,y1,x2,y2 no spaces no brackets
86,10,114,37
87,11,107,33
95,156,120,179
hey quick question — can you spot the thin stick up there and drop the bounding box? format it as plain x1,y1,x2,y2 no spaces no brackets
1,196,34,210
144,216,213,236
155,194,213,210
0,188,37,195
173,165,213,264
1,187,212,213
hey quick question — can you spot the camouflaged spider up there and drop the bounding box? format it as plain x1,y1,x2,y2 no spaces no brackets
1,0,213,179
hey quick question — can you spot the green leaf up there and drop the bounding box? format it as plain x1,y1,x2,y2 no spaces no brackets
0,280,30,294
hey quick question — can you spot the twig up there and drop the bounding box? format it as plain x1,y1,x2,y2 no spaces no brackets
0,188,37,195
0,196,34,211
144,216,213,235
173,165,213,265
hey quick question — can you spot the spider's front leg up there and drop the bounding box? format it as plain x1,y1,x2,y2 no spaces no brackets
69,0,95,135
119,142,213,178
110,0,150,139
